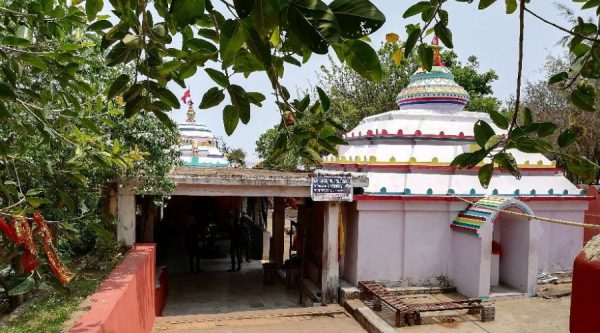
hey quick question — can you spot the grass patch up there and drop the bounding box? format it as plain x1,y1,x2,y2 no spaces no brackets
2,250,123,333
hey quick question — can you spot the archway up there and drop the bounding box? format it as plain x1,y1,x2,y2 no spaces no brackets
451,197,538,298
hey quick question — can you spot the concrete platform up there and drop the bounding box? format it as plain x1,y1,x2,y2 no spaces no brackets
161,258,300,316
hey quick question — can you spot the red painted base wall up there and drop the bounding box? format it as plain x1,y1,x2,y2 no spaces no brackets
570,252,600,333
69,244,156,333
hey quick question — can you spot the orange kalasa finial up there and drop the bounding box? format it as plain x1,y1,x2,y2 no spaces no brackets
432,36,443,67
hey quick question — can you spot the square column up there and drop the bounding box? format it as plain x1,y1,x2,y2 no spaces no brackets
322,202,340,304
117,193,136,246
272,197,285,266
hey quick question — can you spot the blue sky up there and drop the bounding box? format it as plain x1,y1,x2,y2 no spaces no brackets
167,1,587,162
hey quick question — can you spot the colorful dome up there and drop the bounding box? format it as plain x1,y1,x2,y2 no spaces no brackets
176,97,229,168
396,39,470,113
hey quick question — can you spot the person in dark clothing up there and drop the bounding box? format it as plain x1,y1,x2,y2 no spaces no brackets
240,213,253,262
183,214,202,273
228,211,248,271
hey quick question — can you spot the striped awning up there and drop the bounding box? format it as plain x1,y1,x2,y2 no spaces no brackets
451,197,532,237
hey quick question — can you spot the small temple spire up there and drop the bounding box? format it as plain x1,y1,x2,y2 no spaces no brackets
432,36,444,67
186,98,196,123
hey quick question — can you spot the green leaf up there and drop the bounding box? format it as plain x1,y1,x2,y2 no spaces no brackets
158,60,181,74
286,0,340,54
19,54,47,70
329,0,386,38
107,74,130,99
205,68,229,87
27,197,52,208
2,36,31,46
223,105,239,136
124,95,145,118
434,23,453,48
233,0,255,18
521,107,533,125
317,87,330,111
251,0,281,36
403,1,430,18
489,110,509,130
106,42,132,66
227,84,250,124
571,87,596,112
548,71,568,85
479,0,498,10
152,110,176,127
199,87,225,109
8,276,35,296
505,0,517,14
558,128,577,148
0,83,16,100
58,190,75,212
219,19,246,64
16,26,33,42
536,122,557,137
247,92,266,106
404,26,421,55
88,20,113,31
494,152,520,178
86,0,103,21
334,40,382,82
478,164,493,188
243,23,272,66
0,101,9,119
474,120,495,147
169,0,205,27
418,44,433,72
158,88,180,108
565,156,599,183
484,134,502,150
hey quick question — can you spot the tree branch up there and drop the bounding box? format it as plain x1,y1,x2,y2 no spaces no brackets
509,0,526,133
524,7,600,43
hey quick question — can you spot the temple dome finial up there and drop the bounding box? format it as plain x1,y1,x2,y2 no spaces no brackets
395,36,470,113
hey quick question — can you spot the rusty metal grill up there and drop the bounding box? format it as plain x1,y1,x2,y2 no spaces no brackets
358,281,492,327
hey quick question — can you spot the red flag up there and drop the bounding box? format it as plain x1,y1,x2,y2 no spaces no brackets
181,88,191,104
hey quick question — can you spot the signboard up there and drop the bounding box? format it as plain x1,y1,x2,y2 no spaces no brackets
311,174,353,202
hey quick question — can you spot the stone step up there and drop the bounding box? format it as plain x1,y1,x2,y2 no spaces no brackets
153,305,348,332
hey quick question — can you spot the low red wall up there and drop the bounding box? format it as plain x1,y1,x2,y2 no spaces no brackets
584,186,600,244
570,252,600,332
69,244,156,333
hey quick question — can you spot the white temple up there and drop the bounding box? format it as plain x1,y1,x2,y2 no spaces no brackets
177,98,229,168
322,40,590,298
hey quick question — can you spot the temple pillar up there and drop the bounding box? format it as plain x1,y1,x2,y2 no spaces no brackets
322,202,340,304
273,197,285,266
117,192,136,246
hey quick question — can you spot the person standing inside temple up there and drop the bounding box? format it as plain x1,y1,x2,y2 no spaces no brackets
228,211,248,271
240,213,253,262
184,214,202,273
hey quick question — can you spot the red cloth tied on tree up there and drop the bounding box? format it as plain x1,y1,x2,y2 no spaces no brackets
12,216,39,273
33,213,74,284
0,217,19,244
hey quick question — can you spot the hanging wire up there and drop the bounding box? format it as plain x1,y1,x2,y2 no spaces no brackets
450,193,600,231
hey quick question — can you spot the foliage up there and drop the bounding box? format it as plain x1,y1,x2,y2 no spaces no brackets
0,0,179,300
402,0,600,185
256,127,308,170
93,0,386,164
521,54,600,183
2,248,123,333
227,148,246,167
